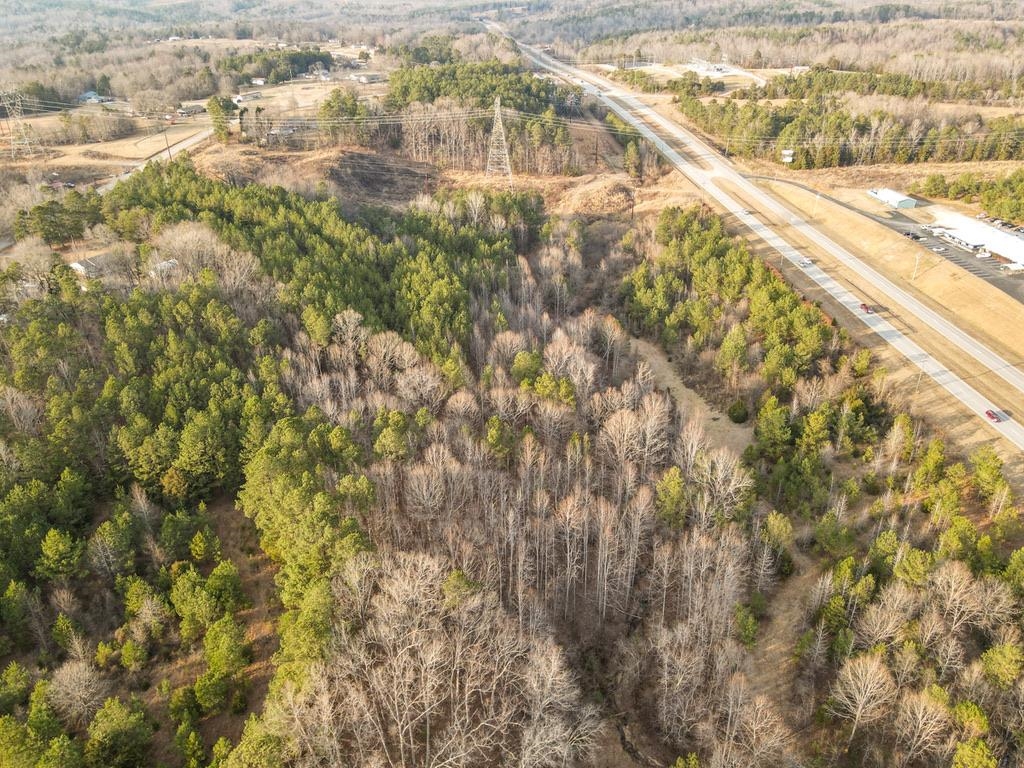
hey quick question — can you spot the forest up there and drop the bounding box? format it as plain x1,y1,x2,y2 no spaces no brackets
558,14,1024,89
217,49,333,85
2,3,1024,767
0,154,1022,768
918,170,1024,226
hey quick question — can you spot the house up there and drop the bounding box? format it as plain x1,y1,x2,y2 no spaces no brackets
176,104,206,117
77,91,113,104
68,252,122,280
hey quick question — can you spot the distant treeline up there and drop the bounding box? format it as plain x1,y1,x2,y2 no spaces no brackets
732,65,986,102
676,95,1024,168
609,69,725,97
218,48,333,83
386,61,562,112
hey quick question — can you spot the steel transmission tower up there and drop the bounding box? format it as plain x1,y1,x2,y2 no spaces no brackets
485,96,513,188
0,90,42,160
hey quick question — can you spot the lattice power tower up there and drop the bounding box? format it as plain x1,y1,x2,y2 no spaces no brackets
0,90,43,160
485,97,513,189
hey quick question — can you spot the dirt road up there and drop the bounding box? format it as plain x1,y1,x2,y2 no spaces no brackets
631,337,753,456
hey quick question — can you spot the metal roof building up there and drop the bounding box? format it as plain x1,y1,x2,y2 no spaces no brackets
868,188,917,209
929,209,1024,266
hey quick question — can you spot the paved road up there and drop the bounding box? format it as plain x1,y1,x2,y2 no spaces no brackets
508,33,1024,450
96,128,213,193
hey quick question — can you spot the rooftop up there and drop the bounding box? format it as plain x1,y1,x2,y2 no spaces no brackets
929,209,1024,266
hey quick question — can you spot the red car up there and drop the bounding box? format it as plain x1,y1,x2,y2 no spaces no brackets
859,302,873,314
985,409,1002,423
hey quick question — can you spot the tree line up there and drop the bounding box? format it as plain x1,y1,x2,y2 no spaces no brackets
217,48,332,83
732,65,986,103
675,93,1024,168
918,169,1024,226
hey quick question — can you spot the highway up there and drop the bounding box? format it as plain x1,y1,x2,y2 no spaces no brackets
504,30,1024,450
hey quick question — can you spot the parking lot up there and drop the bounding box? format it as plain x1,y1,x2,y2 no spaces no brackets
898,223,1024,282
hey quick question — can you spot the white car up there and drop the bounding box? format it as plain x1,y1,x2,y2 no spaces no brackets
799,258,813,267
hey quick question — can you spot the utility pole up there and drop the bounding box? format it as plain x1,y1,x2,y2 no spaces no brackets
486,96,513,189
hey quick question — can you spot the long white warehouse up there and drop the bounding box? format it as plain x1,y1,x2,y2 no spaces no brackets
928,209,1024,266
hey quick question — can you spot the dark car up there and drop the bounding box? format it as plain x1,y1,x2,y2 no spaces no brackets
860,302,873,313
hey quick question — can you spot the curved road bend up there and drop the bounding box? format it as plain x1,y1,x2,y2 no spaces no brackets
507,34,1024,449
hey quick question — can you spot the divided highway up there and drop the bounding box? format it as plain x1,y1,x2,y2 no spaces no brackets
506,32,1024,450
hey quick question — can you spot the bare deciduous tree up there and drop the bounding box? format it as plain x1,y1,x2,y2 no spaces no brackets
893,690,950,766
274,552,598,768
828,654,896,744
928,560,983,635
49,659,110,729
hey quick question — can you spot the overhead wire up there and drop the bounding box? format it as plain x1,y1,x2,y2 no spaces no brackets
14,80,1013,169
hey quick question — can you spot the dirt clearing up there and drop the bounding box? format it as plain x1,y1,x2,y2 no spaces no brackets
632,337,753,457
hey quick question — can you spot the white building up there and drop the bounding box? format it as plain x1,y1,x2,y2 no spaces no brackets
929,209,1024,266
868,188,917,209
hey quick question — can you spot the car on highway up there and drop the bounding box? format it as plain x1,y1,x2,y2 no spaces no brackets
799,258,813,266
985,409,1002,423
931,246,947,252
859,302,873,313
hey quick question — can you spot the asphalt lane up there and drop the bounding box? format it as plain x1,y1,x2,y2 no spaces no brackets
515,39,1024,450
